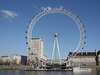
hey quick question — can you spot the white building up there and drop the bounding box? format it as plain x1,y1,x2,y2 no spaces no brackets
0,56,11,63
11,54,21,64
0,54,27,65
67,52,96,67
28,38,44,64
10,54,27,65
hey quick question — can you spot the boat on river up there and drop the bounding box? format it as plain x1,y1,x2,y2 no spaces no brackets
73,67,92,72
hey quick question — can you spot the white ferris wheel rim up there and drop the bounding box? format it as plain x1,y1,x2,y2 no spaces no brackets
26,7,86,54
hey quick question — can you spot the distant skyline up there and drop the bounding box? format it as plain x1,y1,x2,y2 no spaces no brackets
0,0,100,58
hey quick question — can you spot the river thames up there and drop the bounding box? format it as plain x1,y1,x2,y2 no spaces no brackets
0,70,100,75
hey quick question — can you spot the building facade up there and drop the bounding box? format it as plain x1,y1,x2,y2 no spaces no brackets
28,38,44,64
0,54,27,65
0,56,10,65
67,52,97,67
10,54,27,65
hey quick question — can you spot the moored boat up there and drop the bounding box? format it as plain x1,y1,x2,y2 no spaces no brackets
73,67,92,72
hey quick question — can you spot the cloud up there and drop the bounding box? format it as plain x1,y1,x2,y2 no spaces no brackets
1,10,18,18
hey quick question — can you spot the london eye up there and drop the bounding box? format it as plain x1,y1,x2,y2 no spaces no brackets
26,7,86,61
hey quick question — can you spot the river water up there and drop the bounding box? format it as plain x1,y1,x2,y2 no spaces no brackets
0,70,100,75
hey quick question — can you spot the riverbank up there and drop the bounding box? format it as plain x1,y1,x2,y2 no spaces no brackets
0,65,33,70
0,65,100,70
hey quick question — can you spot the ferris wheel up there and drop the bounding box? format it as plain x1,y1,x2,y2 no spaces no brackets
26,7,86,58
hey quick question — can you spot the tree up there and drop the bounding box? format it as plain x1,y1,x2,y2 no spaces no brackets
0,59,3,65
5,59,10,65
12,58,17,65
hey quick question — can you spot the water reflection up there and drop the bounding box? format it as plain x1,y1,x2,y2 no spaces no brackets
0,70,25,75
96,70,100,75
25,71,73,75
25,70,100,75
73,70,100,75
26,71,44,75
0,70,100,75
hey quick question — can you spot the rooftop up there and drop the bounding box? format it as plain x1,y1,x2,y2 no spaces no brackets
68,52,96,56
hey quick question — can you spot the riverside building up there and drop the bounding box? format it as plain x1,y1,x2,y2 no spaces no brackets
28,38,44,65
10,54,27,65
0,54,27,65
67,51,97,67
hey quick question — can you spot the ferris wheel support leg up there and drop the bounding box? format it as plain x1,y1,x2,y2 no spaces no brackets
56,38,61,64
51,40,55,64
